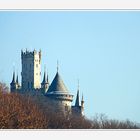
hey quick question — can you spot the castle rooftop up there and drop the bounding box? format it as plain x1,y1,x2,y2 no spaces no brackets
47,72,69,94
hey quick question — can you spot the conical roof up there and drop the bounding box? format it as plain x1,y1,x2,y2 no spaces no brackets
42,71,47,84
42,70,49,85
75,89,80,106
11,71,16,84
47,72,69,94
16,75,19,84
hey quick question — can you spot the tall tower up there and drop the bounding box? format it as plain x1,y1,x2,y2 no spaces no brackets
21,49,41,92
46,64,73,115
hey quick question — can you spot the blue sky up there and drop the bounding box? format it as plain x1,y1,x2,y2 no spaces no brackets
0,11,140,122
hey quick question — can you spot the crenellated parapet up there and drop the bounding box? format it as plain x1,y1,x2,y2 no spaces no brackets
21,49,41,60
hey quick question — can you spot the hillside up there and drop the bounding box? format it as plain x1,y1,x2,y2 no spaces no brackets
0,82,139,129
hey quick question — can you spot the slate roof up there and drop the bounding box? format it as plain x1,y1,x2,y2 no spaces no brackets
75,89,80,106
47,72,69,94
11,71,16,84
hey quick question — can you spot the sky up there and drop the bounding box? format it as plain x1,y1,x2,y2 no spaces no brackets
0,11,140,122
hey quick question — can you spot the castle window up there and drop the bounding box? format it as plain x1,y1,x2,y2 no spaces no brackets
36,64,38,67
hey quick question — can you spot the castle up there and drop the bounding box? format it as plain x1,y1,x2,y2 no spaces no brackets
10,49,84,116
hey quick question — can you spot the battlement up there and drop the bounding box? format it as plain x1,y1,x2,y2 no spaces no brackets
21,49,41,60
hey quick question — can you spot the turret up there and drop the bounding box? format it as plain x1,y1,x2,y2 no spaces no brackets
10,71,21,93
46,62,73,115
72,82,84,116
75,88,80,106
10,71,17,93
16,74,20,89
41,68,49,94
75,80,80,106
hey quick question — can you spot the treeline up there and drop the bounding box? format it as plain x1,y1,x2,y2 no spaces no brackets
0,82,139,129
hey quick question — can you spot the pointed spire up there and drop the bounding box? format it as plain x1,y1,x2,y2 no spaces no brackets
16,74,19,84
75,80,80,106
75,89,80,106
11,71,16,83
42,66,46,84
47,70,49,83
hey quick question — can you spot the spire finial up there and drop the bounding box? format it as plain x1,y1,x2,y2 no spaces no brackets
57,60,59,73
75,80,80,106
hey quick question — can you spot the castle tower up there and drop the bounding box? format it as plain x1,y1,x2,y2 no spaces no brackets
21,49,41,92
46,65,73,115
72,83,84,116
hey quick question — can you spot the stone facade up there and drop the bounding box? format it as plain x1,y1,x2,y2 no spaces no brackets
10,49,84,116
21,49,41,92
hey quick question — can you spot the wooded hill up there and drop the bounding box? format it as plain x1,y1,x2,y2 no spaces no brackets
0,82,139,129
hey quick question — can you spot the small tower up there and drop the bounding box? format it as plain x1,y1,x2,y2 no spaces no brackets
41,67,49,94
72,81,84,116
10,71,20,93
21,49,41,93
75,87,80,107
16,74,20,89
10,71,16,93
46,62,73,115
